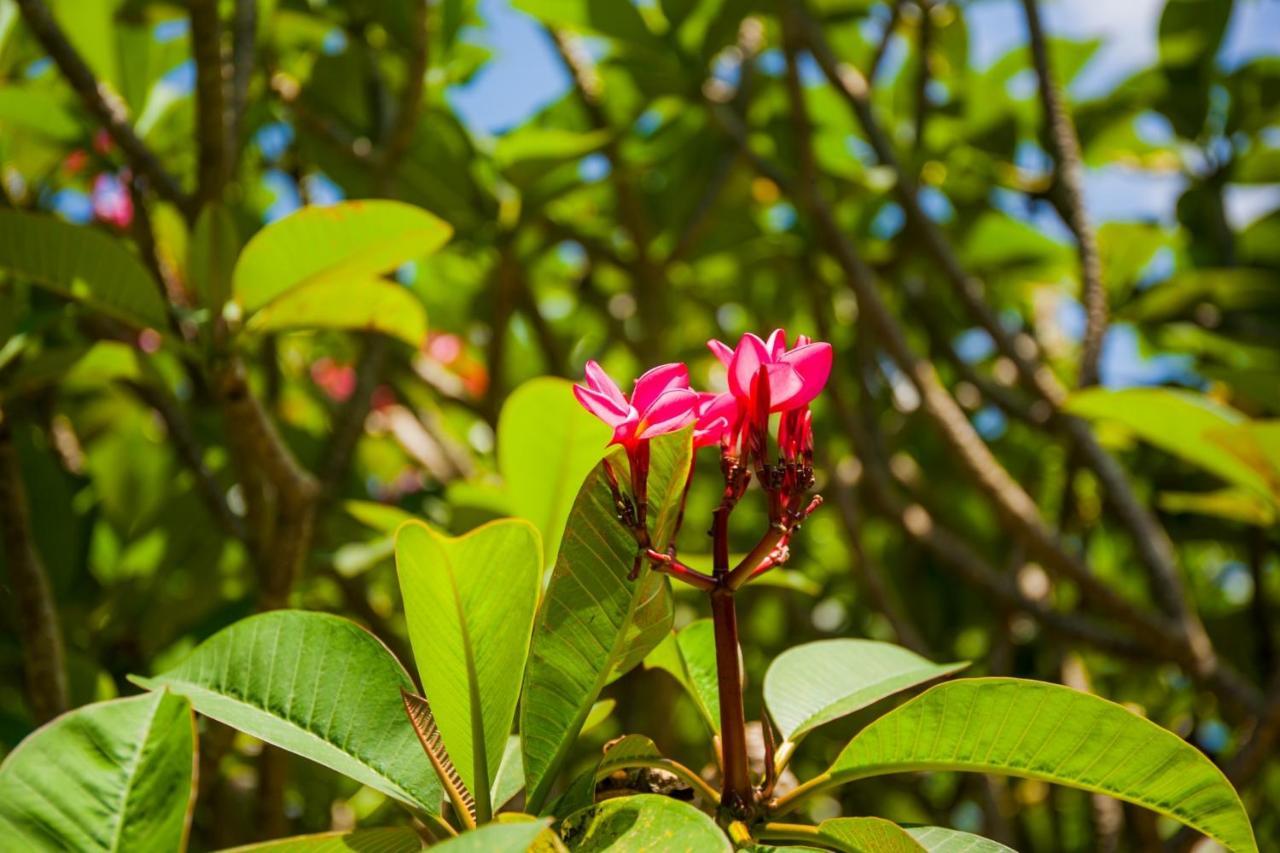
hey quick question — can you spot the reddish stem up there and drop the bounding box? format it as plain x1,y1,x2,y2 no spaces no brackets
710,500,753,816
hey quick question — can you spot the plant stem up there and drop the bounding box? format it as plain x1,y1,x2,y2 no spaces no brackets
711,589,752,816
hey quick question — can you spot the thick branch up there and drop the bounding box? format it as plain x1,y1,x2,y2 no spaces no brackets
191,0,230,207
229,0,257,150
0,408,69,722
14,0,190,211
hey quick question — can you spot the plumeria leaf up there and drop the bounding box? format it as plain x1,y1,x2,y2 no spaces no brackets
811,678,1256,852
245,277,428,347
395,519,542,818
764,639,967,743
216,828,423,852
558,795,730,852
907,826,1016,852
0,691,196,851
521,429,692,811
131,611,442,815
432,818,555,852
643,619,720,733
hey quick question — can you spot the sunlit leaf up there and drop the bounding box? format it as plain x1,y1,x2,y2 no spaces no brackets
498,378,610,565
643,619,719,732
818,679,1256,852
232,200,452,312
218,828,424,852
132,611,442,814
521,429,691,810
246,277,428,347
0,691,195,851
907,826,1015,852
764,639,967,742
396,519,542,816
433,819,554,852
558,794,729,852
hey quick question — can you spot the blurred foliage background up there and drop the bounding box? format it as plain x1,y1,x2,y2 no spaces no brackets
0,0,1278,849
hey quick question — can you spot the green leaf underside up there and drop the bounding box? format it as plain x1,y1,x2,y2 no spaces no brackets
520,429,692,809
432,819,553,852
0,209,169,330
232,200,452,312
1065,388,1270,498
906,826,1015,852
559,794,731,852
824,678,1256,853
765,639,968,742
246,277,428,347
498,377,611,566
219,827,423,852
492,736,525,811
0,691,195,852
132,611,442,814
644,619,720,733
812,817,926,852
396,519,542,814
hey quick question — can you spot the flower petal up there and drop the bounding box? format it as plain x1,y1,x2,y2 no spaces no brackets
765,363,806,410
584,360,627,408
636,388,698,439
777,342,832,409
694,416,730,448
707,339,735,367
765,328,787,359
632,362,690,412
573,383,632,428
728,333,769,399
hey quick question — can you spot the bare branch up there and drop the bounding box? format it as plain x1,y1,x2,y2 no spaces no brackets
191,0,231,207
1020,0,1108,388
14,0,190,212
230,0,257,150
0,406,68,722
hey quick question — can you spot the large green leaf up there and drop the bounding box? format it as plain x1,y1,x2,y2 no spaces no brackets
433,819,553,852
220,828,424,852
764,640,967,743
812,678,1256,852
552,734,666,816
232,200,452,312
764,817,924,852
1066,388,1271,498
131,611,442,814
246,278,428,347
0,210,169,330
558,794,730,852
643,618,719,732
396,519,542,817
0,691,195,851
906,826,1014,852
498,378,611,565
520,429,691,810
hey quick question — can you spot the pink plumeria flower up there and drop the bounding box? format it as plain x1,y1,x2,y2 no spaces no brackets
693,391,738,448
573,361,698,448
91,172,134,229
708,329,832,412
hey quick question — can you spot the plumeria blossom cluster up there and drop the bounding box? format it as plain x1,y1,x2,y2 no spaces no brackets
573,329,831,590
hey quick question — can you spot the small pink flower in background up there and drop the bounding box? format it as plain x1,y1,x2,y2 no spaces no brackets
709,329,832,412
63,149,88,176
574,361,698,448
93,129,113,155
310,357,357,402
91,173,133,229
426,332,463,365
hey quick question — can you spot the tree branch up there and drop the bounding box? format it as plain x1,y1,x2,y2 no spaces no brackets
1020,0,1108,388
191,0,230,208
13,0,190,212
0,406,69,722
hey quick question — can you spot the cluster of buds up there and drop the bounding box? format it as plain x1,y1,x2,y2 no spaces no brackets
573,329,831,590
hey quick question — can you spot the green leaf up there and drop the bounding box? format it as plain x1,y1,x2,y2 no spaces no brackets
1158,487,1277,527
796,817,925,852
817,678,1256,853
643,619,720,732
232,200,452,312
493,736,526,811
245,277,428,347
0,691,195,852
498,378,610,565
432,819,553,852
764,640,967,743
1065,388,1271,498
218,827,424,852
131,610,442,814
906,826,1015,852
396,519,543,817
189,203,239,313
0,210,169,330
520,429,692,811
558,794,730,852
552,734,667,816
